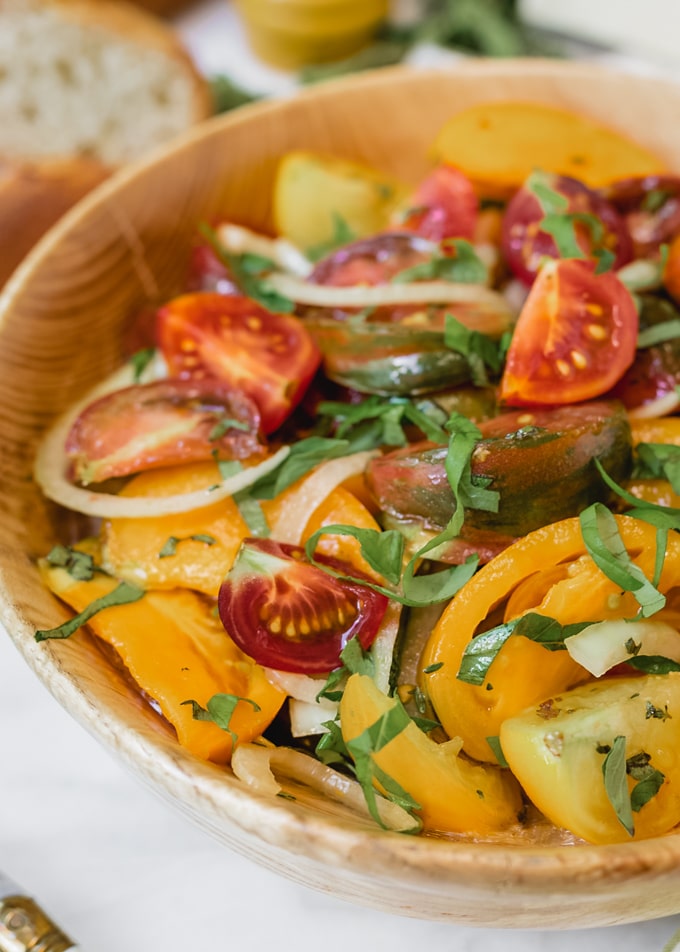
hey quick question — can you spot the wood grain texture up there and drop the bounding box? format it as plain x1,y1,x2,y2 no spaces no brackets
1,60,680,927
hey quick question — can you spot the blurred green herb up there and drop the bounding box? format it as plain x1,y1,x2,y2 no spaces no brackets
210,75,261,114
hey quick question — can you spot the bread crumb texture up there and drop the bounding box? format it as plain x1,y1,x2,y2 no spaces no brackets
0,0,212,165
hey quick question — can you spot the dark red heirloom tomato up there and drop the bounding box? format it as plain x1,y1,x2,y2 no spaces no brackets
502,173,632,285
156,292,321,434
218,538,388,674
599,174,680,259
500,258,638,406
396,164,478,241
66,378,263,485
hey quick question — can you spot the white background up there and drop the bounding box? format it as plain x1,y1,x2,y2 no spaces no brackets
2,2,680,950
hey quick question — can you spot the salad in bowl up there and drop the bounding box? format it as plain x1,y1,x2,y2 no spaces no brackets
4,61,680,926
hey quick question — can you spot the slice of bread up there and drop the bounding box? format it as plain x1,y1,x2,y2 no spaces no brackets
0,0,213,166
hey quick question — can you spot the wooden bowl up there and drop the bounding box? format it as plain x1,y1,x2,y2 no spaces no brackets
2,60,680,928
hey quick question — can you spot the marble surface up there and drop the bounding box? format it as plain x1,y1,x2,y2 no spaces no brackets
3,4,680,951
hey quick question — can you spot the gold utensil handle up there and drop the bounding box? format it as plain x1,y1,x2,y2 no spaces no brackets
0,894,77,952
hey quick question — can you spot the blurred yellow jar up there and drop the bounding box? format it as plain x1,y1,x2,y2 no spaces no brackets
235,0,389,69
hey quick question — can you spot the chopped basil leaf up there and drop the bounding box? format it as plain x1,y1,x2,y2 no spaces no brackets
641,189,674,213
315,636,375,703
46,544,98,581
318,395,448,448
627,655,680,675
579,503,666,617
392,239,488,285
486,735,509,768
602,735,635,836
209,416,251,441
595,459,680,531
249,437,353,499
181,692,261,748
423,662,443,674
159,534,217,558
307,213,357,262
314,718,351,766
457,613,593,685
635,443,680,494
129,347,156,383
159,536,180,558
199,223,295,313
527,171,615,272
345,700,422,831
233,490,270,538
35,581,145,641
444,314,503,386
209,449,245,483
627,751,665,812
411,714,441,733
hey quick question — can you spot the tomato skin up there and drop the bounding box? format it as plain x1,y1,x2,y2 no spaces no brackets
156,292,322,434
395,164,478,241
599,174,680,259
218,538,389,674
609,295,680,415
500,258,638,406
502,173,632,285
66,378,263,485
367,401,632,536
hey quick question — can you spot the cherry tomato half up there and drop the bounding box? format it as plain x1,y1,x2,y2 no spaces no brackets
599,174,680,259
395,164,478,241
502,173,632,285
218,538,388,674
66,378,263,485
156,292,321,434
500,258,638,406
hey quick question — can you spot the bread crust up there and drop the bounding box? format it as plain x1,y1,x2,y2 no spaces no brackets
0,0,213,164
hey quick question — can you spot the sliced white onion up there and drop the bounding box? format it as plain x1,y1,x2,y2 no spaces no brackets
215,223,313,277
617,258,663,292
371,601,402,695
264,668,329,704
231,742,418,832
628,391,680,420
265,271,514,311
270,450,377,545
288,698,337,738
231,742,281,797
565,618,680,678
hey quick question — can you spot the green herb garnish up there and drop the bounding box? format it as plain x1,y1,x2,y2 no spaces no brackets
579,502,666,617
35,582,145,641
158,534,217,558
307,213,357,262
391,240,488,285
46,544,98,581
182,693,262,749
129,347,156,383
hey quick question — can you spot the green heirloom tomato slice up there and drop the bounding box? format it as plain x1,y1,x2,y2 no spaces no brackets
218,538,388,674
366,401,632,536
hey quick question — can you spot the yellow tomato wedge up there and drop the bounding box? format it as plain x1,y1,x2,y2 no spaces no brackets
339,673,523,836
40,561,285,763
421,516,680,763
431,101,664,198
273,150,408,253
103,462,381,595
500,674,680,845
629,417,680,447
103,461,250,596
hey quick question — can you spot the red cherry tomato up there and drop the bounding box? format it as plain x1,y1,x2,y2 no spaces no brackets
218,538,389,674
500,258,638,406
66,378,263,485
156,292,322,434
502,173,632,285
396,164,478,241
609,296,680,415
308,231,437,324
599,175,680,259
